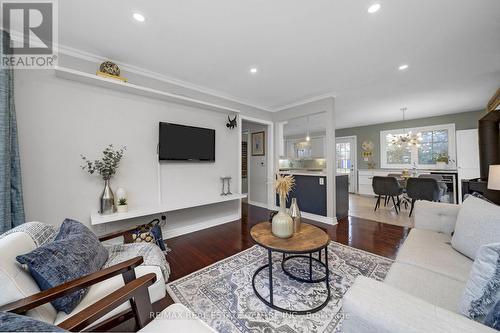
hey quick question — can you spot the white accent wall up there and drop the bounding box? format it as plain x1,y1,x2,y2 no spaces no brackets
14,69,242,237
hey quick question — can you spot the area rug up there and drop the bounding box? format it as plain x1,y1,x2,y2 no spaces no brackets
167,242,393,332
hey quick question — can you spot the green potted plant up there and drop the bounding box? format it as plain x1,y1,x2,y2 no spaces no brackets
81,144,126,215
435,153,449,169
117,197,128,213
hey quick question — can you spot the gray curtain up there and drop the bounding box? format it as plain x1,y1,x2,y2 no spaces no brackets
0,30,25,233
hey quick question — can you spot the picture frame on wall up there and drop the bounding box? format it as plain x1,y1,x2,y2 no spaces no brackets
251,131,265,156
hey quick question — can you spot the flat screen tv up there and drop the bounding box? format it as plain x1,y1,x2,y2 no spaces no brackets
159,122,215,161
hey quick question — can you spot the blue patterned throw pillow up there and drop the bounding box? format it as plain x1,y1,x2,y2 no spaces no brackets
16,219,109,314
485,300,500,330
0,311,65,332
459,242,500,328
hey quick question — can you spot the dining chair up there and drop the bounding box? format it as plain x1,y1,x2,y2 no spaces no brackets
418,174,448,199
372,176,404,214
406,177,442,217
387,173,403,206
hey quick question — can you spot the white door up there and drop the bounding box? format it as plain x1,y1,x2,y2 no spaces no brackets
336,136,357,193
456,129,480,202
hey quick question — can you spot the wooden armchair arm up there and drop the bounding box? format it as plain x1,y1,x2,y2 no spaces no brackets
58,273,157,332
0,256,144,314
98,226,139,242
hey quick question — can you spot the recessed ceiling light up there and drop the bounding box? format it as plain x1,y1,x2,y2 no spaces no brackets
368,3,381,14
133,12,145,22
250,67,258,74
398,64,409,71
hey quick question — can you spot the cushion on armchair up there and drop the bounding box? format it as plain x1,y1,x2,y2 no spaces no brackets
0,311,65,332
16,219,109,314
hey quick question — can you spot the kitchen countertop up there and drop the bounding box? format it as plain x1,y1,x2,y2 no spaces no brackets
279,170,326,177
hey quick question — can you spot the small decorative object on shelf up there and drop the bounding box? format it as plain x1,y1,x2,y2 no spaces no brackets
81,144,126,215
220,177,232,195
272,174,295,238
226,115,237,129
435,153,449,169
366,160,377,169
289,197,301,233
97,61,127,82
117,197,128,213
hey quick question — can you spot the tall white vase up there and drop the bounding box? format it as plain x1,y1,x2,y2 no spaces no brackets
272,194,294,238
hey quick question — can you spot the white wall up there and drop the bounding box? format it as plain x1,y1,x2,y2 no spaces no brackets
242,122,268,206
15,69,240,237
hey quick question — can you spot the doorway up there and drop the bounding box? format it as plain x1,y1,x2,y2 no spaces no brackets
240,117,274,209
336,136,357,193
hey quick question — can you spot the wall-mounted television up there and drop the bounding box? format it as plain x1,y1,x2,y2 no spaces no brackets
159,122,215,161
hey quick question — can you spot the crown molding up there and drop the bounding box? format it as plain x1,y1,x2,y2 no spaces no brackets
57,44,273,112
269,92,336,112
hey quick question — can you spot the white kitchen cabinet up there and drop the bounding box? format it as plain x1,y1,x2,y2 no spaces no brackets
456,129,480,202
311,137,325,158
358,170,390,196
277,122,286,157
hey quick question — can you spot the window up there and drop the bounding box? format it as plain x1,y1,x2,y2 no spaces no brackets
380,124,455,169
336,142,351,174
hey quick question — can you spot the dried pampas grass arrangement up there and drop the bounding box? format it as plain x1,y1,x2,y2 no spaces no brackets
274,174,295,199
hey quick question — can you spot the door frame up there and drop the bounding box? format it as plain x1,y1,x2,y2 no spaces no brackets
335,135,358,193
239,115,274,209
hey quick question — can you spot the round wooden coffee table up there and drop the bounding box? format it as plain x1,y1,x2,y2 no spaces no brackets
250,221,331,314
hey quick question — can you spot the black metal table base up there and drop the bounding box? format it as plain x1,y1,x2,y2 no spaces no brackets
251,247,331,315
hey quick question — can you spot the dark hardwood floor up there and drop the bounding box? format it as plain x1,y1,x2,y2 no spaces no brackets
162,203,408,302
167,202,409,281
112,203,409,331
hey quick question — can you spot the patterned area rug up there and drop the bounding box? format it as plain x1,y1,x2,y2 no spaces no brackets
167,242,393,332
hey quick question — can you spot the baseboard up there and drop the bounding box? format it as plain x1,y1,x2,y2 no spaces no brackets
269,205,337,225
247,200,269,209
163,213,240,239
300,212,337,225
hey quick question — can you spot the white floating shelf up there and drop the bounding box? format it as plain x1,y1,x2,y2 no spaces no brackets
54,66,241,114
90,193,247,225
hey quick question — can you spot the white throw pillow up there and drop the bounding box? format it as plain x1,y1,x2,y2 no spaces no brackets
459,242,500,326
451,196,500,259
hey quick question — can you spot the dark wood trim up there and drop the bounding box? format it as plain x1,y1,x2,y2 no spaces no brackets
98,226,139,242
58,273,156,332
0,257,143,314
487,88,500,112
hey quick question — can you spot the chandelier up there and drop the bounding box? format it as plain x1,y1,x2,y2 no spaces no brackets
387,108,423,148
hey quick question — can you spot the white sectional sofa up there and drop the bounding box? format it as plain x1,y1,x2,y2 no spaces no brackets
343,200,497,333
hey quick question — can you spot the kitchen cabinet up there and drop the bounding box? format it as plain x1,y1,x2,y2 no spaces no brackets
310,137,325,158
277,174,327,216
283,136,325,159
358,170,390,196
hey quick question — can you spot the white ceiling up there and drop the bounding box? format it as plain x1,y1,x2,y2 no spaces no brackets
58,0,500,128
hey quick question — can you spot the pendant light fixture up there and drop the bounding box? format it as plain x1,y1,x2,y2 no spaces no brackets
387,108,423,148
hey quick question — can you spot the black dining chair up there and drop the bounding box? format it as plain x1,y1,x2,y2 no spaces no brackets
387,173,403,206
372,176,404,214
406,177,442,217
418,174,448,200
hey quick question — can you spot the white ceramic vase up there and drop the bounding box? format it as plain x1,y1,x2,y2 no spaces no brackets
117,204,128,213
272,194,294,238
